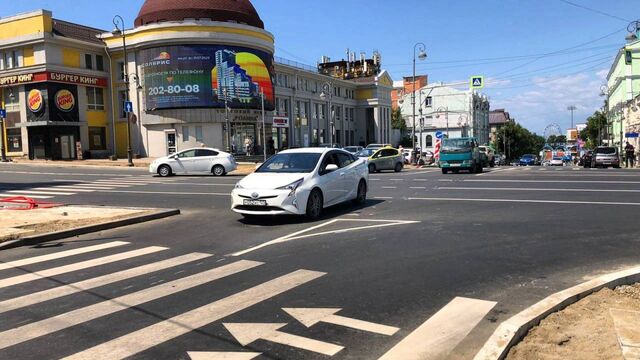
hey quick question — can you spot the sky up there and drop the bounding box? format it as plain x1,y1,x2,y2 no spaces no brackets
1,0,637,135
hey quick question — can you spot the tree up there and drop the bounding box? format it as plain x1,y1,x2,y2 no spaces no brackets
581,110,607,148
495,122,545,161
391,107,406,131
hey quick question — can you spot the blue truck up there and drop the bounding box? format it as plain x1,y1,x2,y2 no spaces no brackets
439,137,484,174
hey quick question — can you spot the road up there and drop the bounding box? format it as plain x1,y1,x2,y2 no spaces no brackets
1,163,640,359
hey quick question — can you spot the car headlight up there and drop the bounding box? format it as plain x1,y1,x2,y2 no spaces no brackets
277,178,304,197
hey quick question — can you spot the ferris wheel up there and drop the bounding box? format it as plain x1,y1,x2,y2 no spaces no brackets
543,123,563,143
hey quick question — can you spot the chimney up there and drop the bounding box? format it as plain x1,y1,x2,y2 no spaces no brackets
360,52,367,73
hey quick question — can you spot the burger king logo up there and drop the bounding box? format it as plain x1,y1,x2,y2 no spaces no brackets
55,89,75,112
27,89,43,113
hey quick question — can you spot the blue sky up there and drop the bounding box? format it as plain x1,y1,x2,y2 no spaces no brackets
1,0,636,134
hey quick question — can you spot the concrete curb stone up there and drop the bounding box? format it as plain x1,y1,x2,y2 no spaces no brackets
0,207,180,250
474,265,640,360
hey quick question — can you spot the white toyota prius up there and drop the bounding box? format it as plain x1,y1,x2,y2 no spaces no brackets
150,148,237,177
231,148,369,219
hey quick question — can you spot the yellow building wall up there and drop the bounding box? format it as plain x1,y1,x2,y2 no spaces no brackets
62,48,81,68
0,13,52,41
22,47,35,66
356,89,375,101
87,111,108,127
115,122,128,158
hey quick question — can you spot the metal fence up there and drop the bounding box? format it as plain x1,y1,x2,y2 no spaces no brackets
274,57,317,72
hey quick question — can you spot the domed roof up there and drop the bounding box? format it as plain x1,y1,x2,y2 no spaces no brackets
135,0,264,29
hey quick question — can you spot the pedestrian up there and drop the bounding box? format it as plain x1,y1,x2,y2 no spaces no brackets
625,142,635,168
244,137,252,156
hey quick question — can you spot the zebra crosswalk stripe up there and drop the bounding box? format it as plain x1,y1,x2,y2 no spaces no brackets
7,190,76,196
0,241,129,271
63,269,326,360
0,260,264,350
0,252,212,315
32,187,93,193
0,246,167,289
0,193,52,199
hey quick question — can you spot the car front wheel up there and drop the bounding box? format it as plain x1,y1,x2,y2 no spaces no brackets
158,165,172,177
212,165,226,176
305,189,323,220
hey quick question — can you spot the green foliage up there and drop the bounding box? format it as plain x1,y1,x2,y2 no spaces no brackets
581,110,607,148
495,122,545,161
391,107,406,131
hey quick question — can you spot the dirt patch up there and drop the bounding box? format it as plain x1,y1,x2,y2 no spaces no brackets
506,283,640,360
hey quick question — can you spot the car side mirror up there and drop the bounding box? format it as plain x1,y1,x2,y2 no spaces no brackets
324,164,339,174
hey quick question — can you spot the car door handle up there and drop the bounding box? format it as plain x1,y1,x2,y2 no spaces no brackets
340,172,346,177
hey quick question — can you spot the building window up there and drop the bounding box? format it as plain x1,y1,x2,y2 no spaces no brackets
85,54,93,70
118,91,127,118
96,55,104,71
3,88,19,112
2,51,19,69
86,87,105,111
7,128,22,152
182,126,190,142
425,96,433,107
195,126,203,142
117,61,126,80
426,135,433,147
89,127,106,150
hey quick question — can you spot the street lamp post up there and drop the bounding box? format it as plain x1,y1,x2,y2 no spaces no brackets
567,105,577,129
112,15,133,167
600,85,610,146
412,43,427,160
261,89,267,162
320,82,334,147
223,87,232,153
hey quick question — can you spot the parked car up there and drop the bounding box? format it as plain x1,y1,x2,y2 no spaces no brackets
231,148,368,220
591,146,621,168
367,147,405,173
150,148,237,177
549,156,564,166
494,154,506,166
519,154,539,166
366,143,392,150
343,146,363,154
478,146,496,167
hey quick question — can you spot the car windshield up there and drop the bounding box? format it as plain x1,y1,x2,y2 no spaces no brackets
357,149,375,157
256,153,322,173
442,139,473,152
523,155,535,159
596,147,616,154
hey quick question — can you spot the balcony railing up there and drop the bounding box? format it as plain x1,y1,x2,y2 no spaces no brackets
275,57,317,72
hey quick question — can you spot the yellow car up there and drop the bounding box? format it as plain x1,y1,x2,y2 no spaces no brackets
366,147,404,173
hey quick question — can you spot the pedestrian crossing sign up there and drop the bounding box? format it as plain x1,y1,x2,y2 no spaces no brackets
470,76,484,89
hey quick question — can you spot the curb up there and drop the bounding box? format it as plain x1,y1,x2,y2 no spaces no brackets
473,264,640,360
0,208,180,250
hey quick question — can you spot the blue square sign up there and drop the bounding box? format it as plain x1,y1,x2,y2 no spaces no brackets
124,101,133,113
0,109,6,119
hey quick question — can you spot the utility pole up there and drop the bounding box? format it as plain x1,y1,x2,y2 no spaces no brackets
261,89,266,162
223,87,231,153
567,105,577,129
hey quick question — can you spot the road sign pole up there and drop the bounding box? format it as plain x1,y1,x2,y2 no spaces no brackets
0,109,7,162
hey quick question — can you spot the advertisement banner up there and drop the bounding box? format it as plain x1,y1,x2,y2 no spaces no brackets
140,45,275,112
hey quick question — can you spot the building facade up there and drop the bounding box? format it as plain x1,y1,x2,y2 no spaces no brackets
489,108,513,147
398,83,490,152
391,75,428,109
606,30,640,153
0,1,393,160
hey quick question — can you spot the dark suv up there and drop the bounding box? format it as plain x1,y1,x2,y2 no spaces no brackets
591,147,620,168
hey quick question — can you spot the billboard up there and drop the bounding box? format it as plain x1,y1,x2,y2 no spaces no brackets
140,45,275,111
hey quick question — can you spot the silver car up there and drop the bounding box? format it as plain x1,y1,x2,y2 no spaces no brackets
150,148,237,177
591,146,621,168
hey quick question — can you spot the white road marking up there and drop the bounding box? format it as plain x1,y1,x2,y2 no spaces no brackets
32,187,95,193
0,260,263,350
381,186,398,189
151,182,236,187
283,307,399,335
0,246,167,289
7,190,75,196
0,193,52,199
62,270,325,360
373,196,394,199
379,297,496,360
389,179,403,181
231,219,419,256
0,253,212,314
99,190,230,196
224,323,344,356
412,179,428,182
52,180,131,188
369,178,382,181
0,171,134,177
0,241,129,271
409,197,640,206
187,352,261,360
457,179,640,184
410,187,427,189
438,187,640,193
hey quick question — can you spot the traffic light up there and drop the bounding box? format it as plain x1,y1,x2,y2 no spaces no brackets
625,49,633,65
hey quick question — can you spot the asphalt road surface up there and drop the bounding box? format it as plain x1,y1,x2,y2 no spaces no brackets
1,163,640,360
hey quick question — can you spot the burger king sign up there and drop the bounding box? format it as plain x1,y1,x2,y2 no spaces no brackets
27,89,44,113
55,89,75,112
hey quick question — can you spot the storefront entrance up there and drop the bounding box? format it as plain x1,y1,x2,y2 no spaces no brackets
27,126,80,160
231,123,257,155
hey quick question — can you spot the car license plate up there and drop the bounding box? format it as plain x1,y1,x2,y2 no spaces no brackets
450,163,461,167
243,199,267,206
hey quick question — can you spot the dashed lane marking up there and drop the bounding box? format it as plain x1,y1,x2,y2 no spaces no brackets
187,352,262,360
445,179,640,184
379,297,496,360
438,186,640,193
409,197,640,206
99,190,230,196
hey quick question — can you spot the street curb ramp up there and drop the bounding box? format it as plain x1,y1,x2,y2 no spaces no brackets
474,265,640,360
0,208,180,250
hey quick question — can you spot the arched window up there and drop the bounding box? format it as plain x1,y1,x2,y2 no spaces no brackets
426,135,433,147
